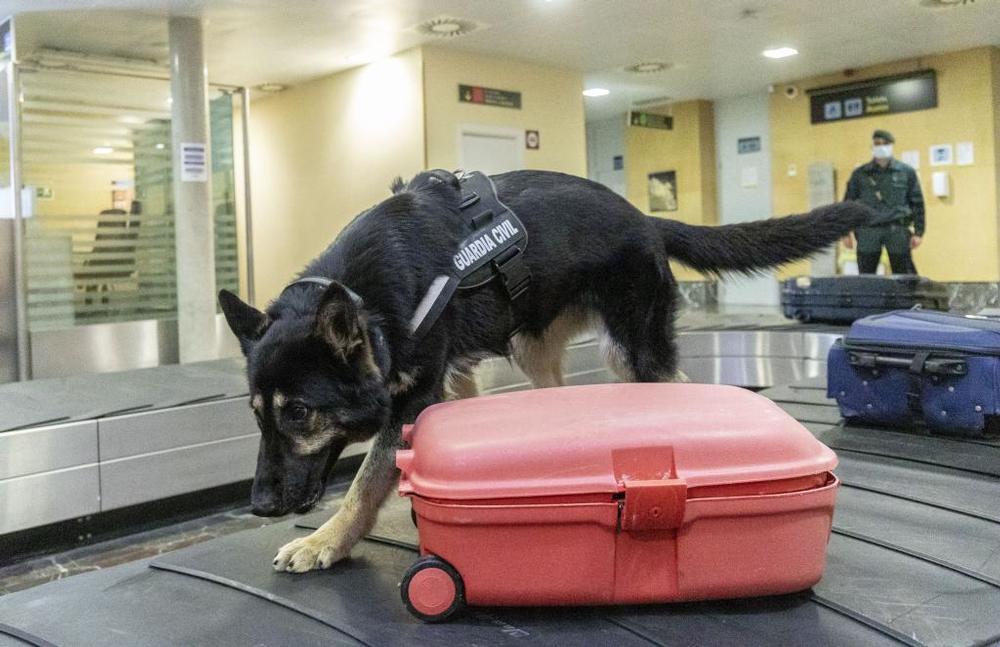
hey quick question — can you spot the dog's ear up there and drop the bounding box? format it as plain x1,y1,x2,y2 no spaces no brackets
218,289,269,355
315,282,367,361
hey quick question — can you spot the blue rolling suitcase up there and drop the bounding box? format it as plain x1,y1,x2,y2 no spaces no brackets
828,310,1000,436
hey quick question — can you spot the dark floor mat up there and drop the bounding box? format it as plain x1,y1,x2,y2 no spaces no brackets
0,558,361,647
817,425,1000,477
836,453,1000,522
816,533,1000,646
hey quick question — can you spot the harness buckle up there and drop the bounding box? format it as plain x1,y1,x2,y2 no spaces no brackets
495,246,531,302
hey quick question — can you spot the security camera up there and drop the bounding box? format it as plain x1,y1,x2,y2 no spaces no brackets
784,85,799,99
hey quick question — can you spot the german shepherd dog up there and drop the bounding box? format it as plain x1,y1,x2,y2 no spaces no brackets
219,169,870,573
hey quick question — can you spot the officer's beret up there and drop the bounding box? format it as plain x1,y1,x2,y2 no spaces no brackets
872,129,895,143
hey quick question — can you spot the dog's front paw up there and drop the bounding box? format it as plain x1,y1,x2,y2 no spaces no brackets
273,533,349,573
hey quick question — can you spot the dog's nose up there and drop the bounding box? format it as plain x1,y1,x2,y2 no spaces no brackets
250,496,287,517
251,502,286,517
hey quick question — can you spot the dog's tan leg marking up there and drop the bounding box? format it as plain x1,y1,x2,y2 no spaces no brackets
669,369,691,383
446,368,480,400
512,309,592,388
596,322,634,383
273,431,399,573
596,318,689,383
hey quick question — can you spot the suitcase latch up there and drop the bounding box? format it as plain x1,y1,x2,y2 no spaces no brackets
620,479,687,531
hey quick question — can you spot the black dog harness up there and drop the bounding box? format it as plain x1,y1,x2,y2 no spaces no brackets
409,170,530,339
282,170,531,341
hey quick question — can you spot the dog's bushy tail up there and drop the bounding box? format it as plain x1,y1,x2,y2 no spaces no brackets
653,201,873,276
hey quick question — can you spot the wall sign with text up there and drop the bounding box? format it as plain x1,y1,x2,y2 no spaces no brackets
459,84,522,109
738,137,761,154
629,111,673,130
808,70,937,125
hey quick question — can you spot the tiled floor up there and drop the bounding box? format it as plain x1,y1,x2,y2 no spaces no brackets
0,490,346,596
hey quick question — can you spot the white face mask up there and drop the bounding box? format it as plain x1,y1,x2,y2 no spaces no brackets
872,144,893,160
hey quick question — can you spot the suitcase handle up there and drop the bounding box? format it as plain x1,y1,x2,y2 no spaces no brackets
848,352,968,376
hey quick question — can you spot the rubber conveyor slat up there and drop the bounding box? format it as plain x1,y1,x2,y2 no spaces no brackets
0,358,248,432
2,375,1000,646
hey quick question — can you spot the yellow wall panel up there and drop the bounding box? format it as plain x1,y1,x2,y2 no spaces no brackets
624,100,717,280
249,48,426,304
770,47,999,281
422,46,586,175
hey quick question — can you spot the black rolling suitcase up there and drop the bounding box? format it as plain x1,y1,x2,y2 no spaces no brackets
781,275,949,324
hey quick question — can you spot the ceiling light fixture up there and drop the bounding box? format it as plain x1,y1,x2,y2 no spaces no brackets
583,88,610,97
415,16,480,38
257,83,287,93
625,62,670,74
762,47,798,59
92,146,113,155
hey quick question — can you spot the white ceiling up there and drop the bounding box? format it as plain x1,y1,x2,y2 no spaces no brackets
3,0,999,121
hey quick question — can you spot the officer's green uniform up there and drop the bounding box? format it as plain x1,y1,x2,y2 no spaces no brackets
844,131,925,274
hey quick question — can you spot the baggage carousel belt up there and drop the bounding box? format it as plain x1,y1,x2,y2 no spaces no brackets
2,377,999,646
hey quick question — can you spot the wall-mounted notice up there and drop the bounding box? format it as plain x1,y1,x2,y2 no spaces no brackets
180,142,207,182
929,144,953,167
629,111,673,130
808,70,937,125
459,84,522,109
956,142,974,166
737,137,761,154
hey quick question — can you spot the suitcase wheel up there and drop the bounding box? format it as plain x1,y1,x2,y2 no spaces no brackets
401,555,465,622
794,310,812,323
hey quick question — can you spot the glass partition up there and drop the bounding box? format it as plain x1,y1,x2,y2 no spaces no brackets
19,67,240,332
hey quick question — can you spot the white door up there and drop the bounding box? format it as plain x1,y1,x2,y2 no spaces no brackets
459,127,523,175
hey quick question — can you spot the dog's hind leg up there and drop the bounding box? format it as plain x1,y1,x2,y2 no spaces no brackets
445,364,480,399
595,255,684,384
512,308,592,388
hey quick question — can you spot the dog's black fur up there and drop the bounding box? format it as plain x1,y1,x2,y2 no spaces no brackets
220,169,871,572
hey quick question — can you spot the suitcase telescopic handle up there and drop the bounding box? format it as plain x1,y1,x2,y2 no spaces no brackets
848,351,968,376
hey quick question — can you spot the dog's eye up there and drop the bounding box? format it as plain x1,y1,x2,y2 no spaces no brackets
287,402,309,423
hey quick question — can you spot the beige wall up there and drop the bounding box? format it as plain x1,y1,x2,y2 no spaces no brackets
26,163,128,217
624,100,717,280
770,47,1000,281
422,46,586,175
249,48,426,304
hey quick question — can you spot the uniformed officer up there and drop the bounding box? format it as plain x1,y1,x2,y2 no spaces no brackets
842,129,925,274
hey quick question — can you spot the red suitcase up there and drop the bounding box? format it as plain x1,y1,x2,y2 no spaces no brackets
395,383,839,622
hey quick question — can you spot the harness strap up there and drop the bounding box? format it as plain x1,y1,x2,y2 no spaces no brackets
409,170,531,340
283,169,531,344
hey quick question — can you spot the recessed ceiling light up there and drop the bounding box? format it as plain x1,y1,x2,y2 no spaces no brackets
762,47,798,59
431,21,462,33
625,62,671,74
257,83,287,93
92,146,113,155
416,16,479,37
155,143,165,150
583,88,610,97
